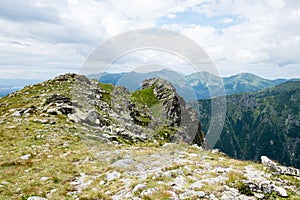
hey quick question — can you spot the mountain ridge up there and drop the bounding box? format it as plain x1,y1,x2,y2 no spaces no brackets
88,69,290,100
0,73,299,199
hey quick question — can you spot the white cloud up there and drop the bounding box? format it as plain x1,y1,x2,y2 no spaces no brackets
218,17,234,24
160,0,300,78
0,0,205,79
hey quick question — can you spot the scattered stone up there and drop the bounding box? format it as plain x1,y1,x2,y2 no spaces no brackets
172,175,188,190
20,154,31,160
259,181,272,194
112,190,128,200
192,144,203,150
33,118,55,124
273,185,288,197
202,155,215,160
105,190,112,195
40,177,50,182
190,181,204,190
27,197,47,200
179,190,206,199
211,149,220,154
196,191,206,198
132,183,147,193
106,171,121,181
12,111,21,117
209,193,218,200
167,190,179,200
253,193,265,199
46,189,57,198
220,192,235,200
46,108,59,115
141,188,158,196
132,197,142,200
99,180,105,185
188,153,198,157
111,158,135,168
69,173,93,192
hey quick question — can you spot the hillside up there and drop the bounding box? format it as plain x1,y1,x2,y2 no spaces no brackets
197,81,300,168
0,74,299,199
222,73,286,95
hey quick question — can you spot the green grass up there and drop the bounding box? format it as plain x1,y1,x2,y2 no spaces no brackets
97,82,114,104
234,181,254,196
225,171,246,186
98,83,114,93
131,87,159,108
155,125,177,143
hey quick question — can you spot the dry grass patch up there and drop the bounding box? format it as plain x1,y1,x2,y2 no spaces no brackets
225,171,247,186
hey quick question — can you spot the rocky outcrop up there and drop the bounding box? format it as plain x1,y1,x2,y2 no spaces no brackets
143,78,182,126
261,156,300,177
142,78,204,146
38,74,205,146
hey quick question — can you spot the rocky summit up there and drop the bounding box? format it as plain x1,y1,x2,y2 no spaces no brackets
0,73,299,199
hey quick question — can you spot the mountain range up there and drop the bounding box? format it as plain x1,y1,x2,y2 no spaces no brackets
89,69,289,101
0,70,291,100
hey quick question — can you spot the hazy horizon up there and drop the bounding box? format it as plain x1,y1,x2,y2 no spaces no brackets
1,68,299,82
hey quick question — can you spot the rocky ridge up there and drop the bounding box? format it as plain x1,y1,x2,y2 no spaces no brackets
0,73,299,199
70,74,204,145
10,73,203,146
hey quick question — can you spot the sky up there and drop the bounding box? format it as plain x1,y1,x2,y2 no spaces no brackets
0,0,300,79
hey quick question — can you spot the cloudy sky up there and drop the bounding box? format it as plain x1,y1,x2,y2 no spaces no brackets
0,0,300,79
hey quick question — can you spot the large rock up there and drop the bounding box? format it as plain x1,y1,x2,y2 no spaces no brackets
68,109,107,126
45,94,71,105
142,78,204,146
106,171,121,181
111,158,135,168
261,156,300,177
